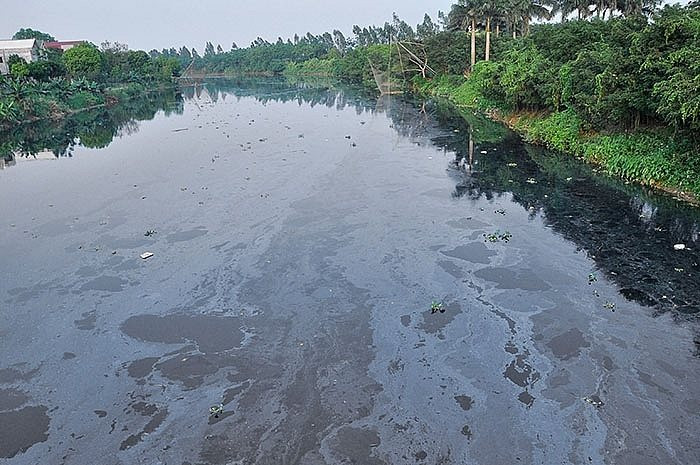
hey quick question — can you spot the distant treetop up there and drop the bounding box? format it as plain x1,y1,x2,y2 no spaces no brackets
13,28,55,42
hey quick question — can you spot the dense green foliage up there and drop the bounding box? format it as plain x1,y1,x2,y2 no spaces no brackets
12,28,55,41
3,3,700,199
0,31,181,128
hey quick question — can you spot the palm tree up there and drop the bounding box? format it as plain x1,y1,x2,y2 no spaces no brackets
618,0,660,16
448,0,481,71
479,0,502,61
552,0,593,21
522,0,552,34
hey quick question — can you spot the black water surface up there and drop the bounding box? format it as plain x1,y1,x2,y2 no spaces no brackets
1,77,698,465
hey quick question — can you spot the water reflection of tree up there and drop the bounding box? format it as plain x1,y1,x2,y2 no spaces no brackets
444,127,700,318
0,89,184,162
182,77,378,116
198,77,700,318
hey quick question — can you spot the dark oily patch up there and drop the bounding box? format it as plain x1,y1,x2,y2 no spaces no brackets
441,242,497,265
546,328,590,361
518,391,535,408
418,301,461,335
119,407,168,450
126,357,160,379
120,313,243,353
131,401,158,416
454,395,474,411
94,410,107,418
166,226,208,243
62,352,76,360
437,259,464,279
547,368,571,388
0,388,29,410
155,354,219,389
80,276,127,292
400,315,411,327
619,287,658,307
474,267,550,291
74,310,97,330
0,406,50,458
504,353,540,388
223,381,250,405
0,366,39,384
332,427,385,465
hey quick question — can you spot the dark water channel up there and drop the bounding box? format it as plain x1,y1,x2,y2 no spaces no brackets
1,78,699,465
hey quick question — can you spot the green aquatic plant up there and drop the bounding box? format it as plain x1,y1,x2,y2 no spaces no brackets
209,404,224,417
430,301,445,314
484,230,512,243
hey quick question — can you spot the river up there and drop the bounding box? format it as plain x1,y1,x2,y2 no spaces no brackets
1,78,698,465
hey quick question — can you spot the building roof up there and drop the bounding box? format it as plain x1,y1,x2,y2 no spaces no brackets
44,40,85,48
0,39,37,50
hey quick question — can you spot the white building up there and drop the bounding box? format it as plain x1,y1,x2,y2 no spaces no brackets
0,39,42,74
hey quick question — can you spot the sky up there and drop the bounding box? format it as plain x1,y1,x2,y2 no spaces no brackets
1,0,455,52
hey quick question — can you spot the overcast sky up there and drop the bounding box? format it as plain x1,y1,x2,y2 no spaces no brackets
1,0,455,52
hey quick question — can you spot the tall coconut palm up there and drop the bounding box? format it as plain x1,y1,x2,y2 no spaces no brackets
522,0,553,34
618,0,660,16
448,0,482,71
552,0,594,21
479,0,502,61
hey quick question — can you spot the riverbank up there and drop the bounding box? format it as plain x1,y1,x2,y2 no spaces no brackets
412,75,700,205
0,81,178,129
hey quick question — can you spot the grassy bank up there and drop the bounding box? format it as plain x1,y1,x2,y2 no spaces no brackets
413,74,700,204
0,80,177,129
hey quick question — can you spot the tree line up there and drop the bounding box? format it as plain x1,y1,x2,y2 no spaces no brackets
0,29,181,126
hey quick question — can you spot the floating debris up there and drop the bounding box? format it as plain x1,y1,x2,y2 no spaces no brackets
603,301,616,311
526,178,537,184
674,267,684,273
673,244,686,250
484,231,512,243
494,209,506,215
587,273,597,285
140,252,154,260
583,395,604,407
506,162,517,167
345,135,351,139
430,301,445,314
209,404,224,418
144,230,157,237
